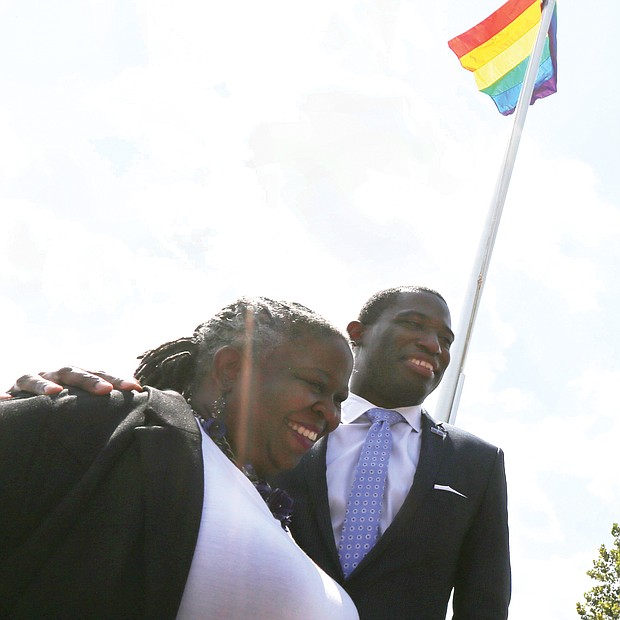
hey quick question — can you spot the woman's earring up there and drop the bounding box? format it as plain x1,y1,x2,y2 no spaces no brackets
211,394,226,419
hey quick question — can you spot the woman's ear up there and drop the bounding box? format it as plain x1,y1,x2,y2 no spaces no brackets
212,346,243,393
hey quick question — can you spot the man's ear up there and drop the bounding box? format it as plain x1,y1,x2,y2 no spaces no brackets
212,346,242,393
346,320,366,347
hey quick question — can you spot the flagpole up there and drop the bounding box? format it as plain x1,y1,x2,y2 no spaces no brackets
434,0,557,424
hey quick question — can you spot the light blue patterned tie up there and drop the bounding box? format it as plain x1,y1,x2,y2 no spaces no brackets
338,407,404,578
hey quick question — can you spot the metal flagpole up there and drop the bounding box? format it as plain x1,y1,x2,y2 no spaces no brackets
434,0,557,424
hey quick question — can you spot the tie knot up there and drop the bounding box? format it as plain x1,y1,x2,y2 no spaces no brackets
365,407,403,427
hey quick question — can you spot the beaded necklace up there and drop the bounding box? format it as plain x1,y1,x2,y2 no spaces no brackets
193,411,293,530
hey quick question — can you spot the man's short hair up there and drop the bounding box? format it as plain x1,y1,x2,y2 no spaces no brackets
357,286,447,325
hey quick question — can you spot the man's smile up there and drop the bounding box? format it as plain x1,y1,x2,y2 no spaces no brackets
404,356,436,378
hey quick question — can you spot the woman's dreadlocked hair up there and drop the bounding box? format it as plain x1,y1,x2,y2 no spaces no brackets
135,296,347,403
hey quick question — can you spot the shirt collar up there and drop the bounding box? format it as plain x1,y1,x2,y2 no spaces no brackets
342,393,422,433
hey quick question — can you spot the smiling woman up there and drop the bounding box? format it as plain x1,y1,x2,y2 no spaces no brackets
134,297,352,481
0,297,357,619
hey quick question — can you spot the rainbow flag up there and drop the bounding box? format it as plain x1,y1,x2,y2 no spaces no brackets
448,0,557,116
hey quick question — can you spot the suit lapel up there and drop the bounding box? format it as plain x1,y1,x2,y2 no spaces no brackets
394,412,448,523
134,389,203,619
303,437,343,575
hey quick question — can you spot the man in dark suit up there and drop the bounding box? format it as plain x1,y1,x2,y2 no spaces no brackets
274,286,510,619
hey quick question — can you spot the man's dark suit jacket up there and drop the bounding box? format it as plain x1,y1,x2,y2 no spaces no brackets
0,388,204,619
273,411,511,620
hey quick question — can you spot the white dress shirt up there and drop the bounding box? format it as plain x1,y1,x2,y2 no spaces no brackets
326,393,423,547
177,426,358,620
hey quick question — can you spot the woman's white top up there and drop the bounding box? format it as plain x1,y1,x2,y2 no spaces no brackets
176,427,359,620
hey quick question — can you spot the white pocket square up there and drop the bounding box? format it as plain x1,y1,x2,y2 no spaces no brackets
433,484,468,499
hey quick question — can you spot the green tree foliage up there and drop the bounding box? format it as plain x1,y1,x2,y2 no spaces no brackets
577,523,620,619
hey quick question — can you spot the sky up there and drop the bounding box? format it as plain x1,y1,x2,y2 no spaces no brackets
1,0,619,616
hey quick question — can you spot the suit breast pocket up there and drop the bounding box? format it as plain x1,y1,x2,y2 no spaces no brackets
427,484,472,522
433,484,468,500
411,487,474,545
